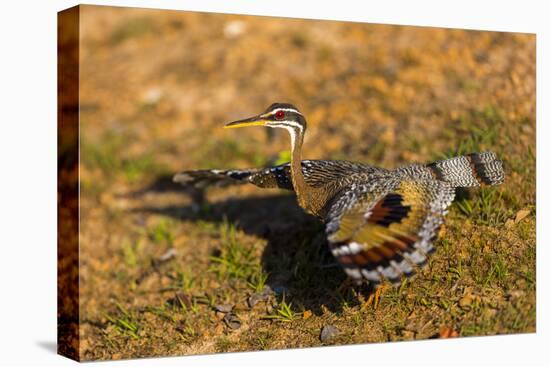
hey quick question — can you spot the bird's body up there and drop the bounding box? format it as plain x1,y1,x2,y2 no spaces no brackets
175,103,504,286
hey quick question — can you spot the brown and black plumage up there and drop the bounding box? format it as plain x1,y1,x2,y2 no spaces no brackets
175,103,505,287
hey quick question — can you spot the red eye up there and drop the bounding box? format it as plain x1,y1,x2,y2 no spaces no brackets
275,110,285,120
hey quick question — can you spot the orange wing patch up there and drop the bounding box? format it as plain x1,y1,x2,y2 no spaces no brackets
367,193,411,227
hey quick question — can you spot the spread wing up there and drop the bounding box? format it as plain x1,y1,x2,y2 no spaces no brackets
326,178,455,286
174,160,386,190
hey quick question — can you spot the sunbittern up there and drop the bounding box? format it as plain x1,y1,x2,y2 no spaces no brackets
175,103,504,289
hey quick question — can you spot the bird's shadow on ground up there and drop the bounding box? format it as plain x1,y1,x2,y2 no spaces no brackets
131,175,375,315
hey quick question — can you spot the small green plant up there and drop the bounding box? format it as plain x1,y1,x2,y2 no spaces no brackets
176,296,200,314
121,241,138,267
148,220,175,245
455,199,474,217
255,335,269,350
146,305,176,323
172,271,195,292
215,336,232,352
176,324,197,341
483,253,510,287
253,330,274,350
103,303,140,339
247,271,269,293
448,258,465,281
521,268,536,289
263,299,301,322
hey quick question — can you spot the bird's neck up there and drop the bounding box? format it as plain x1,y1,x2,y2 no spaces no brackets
289,128,326,217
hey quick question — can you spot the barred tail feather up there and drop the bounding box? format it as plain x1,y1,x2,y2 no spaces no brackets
427,152,504,187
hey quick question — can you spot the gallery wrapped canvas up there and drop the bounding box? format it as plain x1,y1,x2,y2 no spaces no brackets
58,5,535,362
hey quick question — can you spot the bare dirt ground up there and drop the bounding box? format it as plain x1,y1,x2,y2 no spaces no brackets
75,5,535,360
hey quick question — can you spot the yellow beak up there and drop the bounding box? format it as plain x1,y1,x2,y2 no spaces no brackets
224,115,268,129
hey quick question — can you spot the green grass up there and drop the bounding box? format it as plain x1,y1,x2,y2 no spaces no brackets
146,305,176,323
252,330,275,350
103,303,140,339
437,105,503,160
482,253,510,288
215,336,233,353
148,219,175,245
208,219,260,281
247,271,269,293
120,241,139,267
81,132,166,184
171,270,196,292
454,188,512,226
519,239,536,290
122,155,159,183
176,324,198,341
90,100,535,355
263,299,301,323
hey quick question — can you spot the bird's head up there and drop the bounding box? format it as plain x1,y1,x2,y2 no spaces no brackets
224,103,307,136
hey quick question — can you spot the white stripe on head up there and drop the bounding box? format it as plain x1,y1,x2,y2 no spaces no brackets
262,108,303,118
270,120,303,130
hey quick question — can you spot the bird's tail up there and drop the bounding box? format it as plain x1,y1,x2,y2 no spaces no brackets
426,152,505,187
173,168,259,188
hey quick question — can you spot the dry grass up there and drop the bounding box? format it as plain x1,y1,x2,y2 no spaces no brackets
75,5,535,360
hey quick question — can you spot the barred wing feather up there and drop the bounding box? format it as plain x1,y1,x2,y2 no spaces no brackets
326,179,455,286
